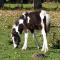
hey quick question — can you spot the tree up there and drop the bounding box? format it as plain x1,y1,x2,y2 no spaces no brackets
0,0,4,8
33,0,42,9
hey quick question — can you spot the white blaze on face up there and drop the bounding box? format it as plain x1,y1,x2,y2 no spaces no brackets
12,24,19,32
19,19,23,24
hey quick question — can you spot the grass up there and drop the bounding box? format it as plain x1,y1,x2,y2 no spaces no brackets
0,10,60,60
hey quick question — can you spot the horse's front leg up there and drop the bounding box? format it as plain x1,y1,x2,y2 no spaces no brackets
22,30,28,50
32,31,39,49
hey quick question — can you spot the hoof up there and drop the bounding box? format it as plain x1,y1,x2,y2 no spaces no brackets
37,46,40,49
41,48,48,53
22,47,27,50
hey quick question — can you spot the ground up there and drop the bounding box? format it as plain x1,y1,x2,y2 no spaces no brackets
0,10,60,60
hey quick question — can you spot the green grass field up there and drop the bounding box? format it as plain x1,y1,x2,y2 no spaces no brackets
0,10,60,60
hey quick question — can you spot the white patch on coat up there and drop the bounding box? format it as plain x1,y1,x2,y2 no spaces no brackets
40,10,50,26
41,10,47,15
19,19,23,24
46,14,50,26
27,16,30,23
40,12,48,52
22,12,26,18
22,32,28,50
40,10,46,20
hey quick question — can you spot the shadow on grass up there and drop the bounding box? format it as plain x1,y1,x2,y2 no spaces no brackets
27,46,41,50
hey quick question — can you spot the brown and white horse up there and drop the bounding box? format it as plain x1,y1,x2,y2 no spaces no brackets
11,10,50,53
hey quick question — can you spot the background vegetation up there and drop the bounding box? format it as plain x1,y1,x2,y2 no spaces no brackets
0,2,59,10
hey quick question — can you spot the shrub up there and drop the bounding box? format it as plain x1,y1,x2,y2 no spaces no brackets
42,2,60,11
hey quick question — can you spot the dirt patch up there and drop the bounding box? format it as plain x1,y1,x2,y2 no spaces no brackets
32,53,47,58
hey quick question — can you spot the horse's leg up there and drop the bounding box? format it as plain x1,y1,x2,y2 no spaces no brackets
12,36,17,48
32,31,39,49
41,24,48,53
22,30,28,50
12,28,20,48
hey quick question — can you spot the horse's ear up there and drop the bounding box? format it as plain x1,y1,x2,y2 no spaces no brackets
15,20,19,26
25,12,28,16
